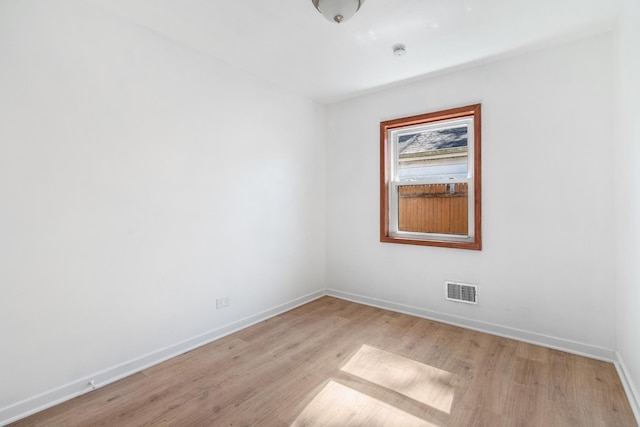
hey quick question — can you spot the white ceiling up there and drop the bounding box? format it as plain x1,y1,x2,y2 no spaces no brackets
87,0,616,104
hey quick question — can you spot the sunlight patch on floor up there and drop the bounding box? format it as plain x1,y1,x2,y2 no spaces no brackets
341,344,455,413
290,380,438,427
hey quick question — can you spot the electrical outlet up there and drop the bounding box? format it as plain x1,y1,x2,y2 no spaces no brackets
216,297,230,309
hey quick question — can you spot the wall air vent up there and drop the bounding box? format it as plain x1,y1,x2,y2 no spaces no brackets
446,281,478,305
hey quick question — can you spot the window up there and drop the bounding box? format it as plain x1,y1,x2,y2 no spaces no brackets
380,104,481,250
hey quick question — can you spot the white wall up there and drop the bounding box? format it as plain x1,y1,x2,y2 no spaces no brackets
0,0,325,416
614,0,640,416
326,35,616,351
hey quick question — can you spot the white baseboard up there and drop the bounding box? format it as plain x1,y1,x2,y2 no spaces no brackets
3,288,634,426
615,352,640,425
0,289,325,426
326,288,617,362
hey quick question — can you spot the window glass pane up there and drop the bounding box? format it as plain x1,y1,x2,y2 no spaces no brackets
397,125,468,181
397,183,468,235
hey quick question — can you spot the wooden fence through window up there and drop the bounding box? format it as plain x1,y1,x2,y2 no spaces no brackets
398,183,468,235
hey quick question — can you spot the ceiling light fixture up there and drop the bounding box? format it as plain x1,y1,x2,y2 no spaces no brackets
312,0,365,24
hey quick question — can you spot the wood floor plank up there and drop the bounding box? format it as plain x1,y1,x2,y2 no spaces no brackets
9,297,637,427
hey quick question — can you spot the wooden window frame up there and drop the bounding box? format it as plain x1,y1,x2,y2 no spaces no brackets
380,104,482,250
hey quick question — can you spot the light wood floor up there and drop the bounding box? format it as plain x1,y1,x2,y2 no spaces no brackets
11,297,637,426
